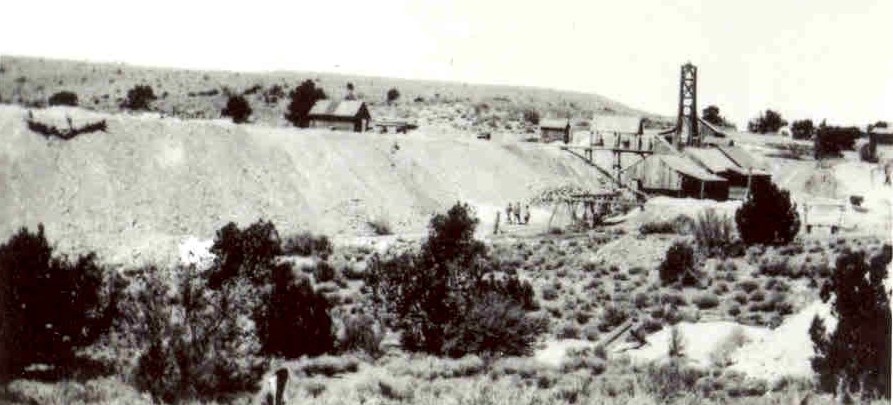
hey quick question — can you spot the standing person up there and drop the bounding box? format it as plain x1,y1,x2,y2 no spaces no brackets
524,205,531,225
514,202,522,224
494,211,501,235
506,203,514,225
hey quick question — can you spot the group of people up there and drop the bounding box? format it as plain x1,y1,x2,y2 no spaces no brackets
505,202,530,225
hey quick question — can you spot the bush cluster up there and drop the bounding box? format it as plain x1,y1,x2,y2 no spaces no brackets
48,90,78,106
221,95,252,123
693,209,738,257
282,231,333,259
814,125,861,158
367,202,547,358
120,85,157,111
735,181,800,246
659,241,698,286
639,215,695,235
285,80,326,127
810,246,892,400
0,225,116,382
121,220,335,402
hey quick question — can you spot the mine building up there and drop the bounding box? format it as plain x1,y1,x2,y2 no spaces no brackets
307,100,372,132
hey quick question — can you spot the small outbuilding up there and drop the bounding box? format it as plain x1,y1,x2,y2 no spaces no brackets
307,100,371,132
540,119,571,143
591,115,644,149
632,154,729,200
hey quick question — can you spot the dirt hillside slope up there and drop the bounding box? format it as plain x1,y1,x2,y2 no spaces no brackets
0,105,607,266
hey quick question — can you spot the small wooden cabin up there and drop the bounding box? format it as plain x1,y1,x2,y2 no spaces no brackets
540,119,571,143
307,100,371,132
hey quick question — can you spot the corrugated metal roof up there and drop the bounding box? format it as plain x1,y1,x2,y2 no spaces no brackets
540,119,569,130
660,155,726,182
716,145,766,171
685,148,740,173
592,115,642,134
308,100,367,117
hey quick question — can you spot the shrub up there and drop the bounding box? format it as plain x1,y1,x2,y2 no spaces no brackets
221,95,252,123
285,80,326,127
641,360,703,400
709,326,751,368
810,246,892,399
692,292,720,309
282,231,333,260
478,274,538,311
659,241,697,286
367,202,545,357
206,220,282,288
339,313,384,357
660,291,687,306
693,208,736,257
737,279,760,294
639,215,695,235
386,87,400,104
48,90,78,106
599,305,628,332
259,266,334,357
747,109,787,134
758,257,796,278
120,85,156,111
814,125,861,158
735,181,800,246
296,355,360,377
522,109,540,125
791,119,815,140
541,285,559,301
128,266,266,403
313,260,337,282
558,322,581,339
443,292,549,357
0,225,115,381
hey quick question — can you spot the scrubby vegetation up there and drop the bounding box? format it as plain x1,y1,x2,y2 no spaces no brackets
221,94,252,123
120,85,157,111
282,231,333,259
747,109,787,134
694,208,738,257
285,79,326,127
814,125,861,158
810,246,892,400
367,202,547,357
736,181,800,246
47,90,78,106
659,241,698,286
639,214,694,235
0,225,115,382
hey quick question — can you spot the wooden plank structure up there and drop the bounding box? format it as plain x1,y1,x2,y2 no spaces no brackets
308,100,372,132
529,185,638,229
802,200,846,234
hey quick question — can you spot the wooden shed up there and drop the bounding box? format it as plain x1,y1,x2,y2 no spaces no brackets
591,115,644,149
307,100,371,132
632,154,729,200
540,119,571,143
685,147,770,187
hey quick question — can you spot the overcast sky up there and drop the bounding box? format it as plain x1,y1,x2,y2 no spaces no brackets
2,0,890,128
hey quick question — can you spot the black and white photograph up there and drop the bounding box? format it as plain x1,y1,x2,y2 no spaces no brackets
0,1,891,404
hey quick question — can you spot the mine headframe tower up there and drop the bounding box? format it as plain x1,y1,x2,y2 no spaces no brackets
675,62,700,149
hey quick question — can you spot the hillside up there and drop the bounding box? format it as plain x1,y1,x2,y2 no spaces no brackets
0,105,609,266
0,55,667,133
